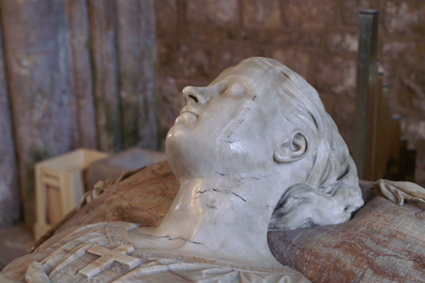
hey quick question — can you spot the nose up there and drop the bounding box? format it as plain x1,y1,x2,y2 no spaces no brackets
182,86,209,105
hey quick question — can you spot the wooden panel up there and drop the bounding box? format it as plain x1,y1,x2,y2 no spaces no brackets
88,0,123,152
0,0,75,228
0,16,20,229
116,0,158,150
46,185,63,225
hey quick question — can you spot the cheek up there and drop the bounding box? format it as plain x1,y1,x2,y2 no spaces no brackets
215,106,276,173
194,98,247,140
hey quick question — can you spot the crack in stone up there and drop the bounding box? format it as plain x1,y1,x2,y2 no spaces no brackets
196,187,273,210
196,188,247,203
353,264,369,283
206,204,217,209
230,191,247,202
139,233,204,245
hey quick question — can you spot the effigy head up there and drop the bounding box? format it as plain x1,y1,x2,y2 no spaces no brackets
166,57,364,230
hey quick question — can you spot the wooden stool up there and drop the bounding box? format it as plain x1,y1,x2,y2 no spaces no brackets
33,149,109,240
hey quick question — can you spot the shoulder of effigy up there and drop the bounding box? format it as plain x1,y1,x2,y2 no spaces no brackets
35,221,308,283
2,221,310,283
96,263,310,283
36,221,140,253
0,222,137,279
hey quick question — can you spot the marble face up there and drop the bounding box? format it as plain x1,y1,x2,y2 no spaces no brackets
166,57,364,231
166,61,311,183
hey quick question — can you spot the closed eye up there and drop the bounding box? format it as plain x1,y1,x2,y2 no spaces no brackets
222,84,246,97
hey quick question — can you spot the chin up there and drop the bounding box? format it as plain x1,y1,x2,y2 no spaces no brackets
166,126,220,180
165,126,198,180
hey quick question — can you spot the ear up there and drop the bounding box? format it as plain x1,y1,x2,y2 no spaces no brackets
273,132,308,163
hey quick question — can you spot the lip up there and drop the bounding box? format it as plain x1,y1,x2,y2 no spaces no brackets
174,107,199,124
180,107,199,117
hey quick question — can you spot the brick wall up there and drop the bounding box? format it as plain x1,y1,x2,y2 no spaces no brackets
155,0,425,185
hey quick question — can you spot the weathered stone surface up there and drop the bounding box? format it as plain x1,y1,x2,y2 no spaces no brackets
316,56,356,98
88,0,122,152
399,69,425,112
415,168,425,188
317,93,334,115
157,76,185,136
0,0,75,228
216,46,262,76
269,196,425,283
327,32,358,53
0,20,20,229
384,1,425,35
186,0,238,25
341,0,378,26
332,101,355,152
416,41,425,63
382,40,425,67
158,42,213,79
181,25,226,44
180,46,213,78
282,0,335,29
271,49,311,80
155,0,177,36
116,0,158,150
401,116,425,170
383,40,416,59
379,59,396,87
242,0,281,28
258,31,322,47
0,224,34,269
156,41,176,73
64,0,97,149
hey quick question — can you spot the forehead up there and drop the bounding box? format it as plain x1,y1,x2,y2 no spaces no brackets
209,62,283,100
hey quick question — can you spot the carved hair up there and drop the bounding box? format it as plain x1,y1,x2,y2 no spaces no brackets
241,57,364,230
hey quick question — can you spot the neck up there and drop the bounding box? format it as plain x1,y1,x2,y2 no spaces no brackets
131,174,286,270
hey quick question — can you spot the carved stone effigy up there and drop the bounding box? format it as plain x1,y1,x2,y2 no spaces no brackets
2,57,425,283
7,222,305,282
15,161,424,283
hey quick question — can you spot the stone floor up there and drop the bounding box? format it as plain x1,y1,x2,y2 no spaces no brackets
0,223,34,271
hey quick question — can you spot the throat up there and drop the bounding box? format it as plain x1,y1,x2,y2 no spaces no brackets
129,177,282,269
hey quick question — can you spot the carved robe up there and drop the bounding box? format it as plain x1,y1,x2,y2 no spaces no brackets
2,222,309,283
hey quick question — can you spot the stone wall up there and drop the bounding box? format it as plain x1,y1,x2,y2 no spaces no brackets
0,0,158,229
155,0,425,186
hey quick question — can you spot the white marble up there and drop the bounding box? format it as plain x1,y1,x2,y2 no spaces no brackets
129,57,364,269
2,57,367,282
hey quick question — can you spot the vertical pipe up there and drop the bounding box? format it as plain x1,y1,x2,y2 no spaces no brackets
353,10,379,180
